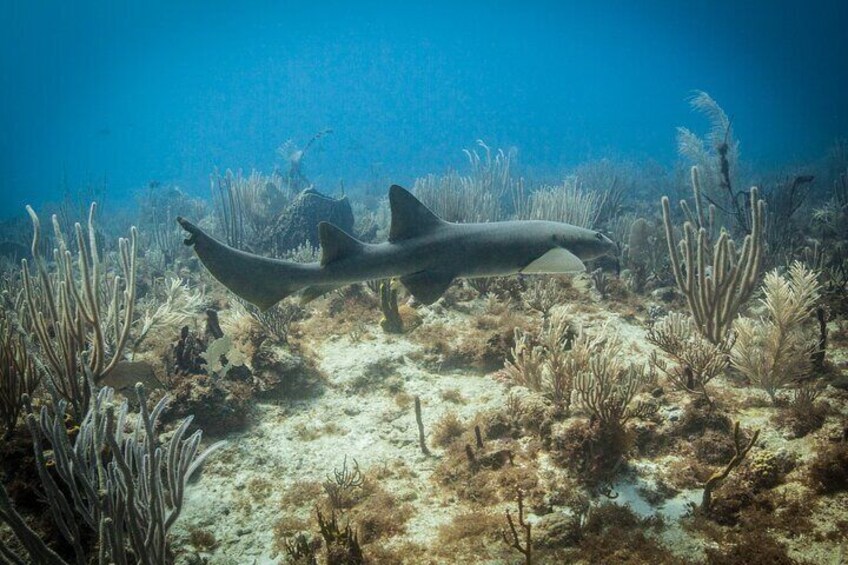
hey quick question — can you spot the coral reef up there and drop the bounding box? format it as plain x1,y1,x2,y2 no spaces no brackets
731,262,822,401
21,204,137,420
3,125,848,564
661,166,764,344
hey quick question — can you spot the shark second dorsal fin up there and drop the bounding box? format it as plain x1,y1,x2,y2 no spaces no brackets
389,185,446,242
319,222,364,266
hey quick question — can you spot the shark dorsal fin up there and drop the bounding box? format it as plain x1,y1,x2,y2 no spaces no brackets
389,185,446,242
318,222,364,266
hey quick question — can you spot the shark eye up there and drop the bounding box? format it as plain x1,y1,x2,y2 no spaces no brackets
595,232,604,240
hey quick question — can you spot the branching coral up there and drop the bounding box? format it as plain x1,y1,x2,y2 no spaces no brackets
316,508,365,565
662,166,764,344
21,203,137,420
0,482,68,564
210,169,288,251
622,217,670,292
0,317,40,438
522,277,570,319
324,456,364,510
242,299,305,345
501,490,532,565
503,307,582,413
730,262,821,401
647,311,733,404
133,276,205,355
573,330,656,432
136,183,205,268
513,177,604,228
701,421,759,512
503,329,546,394
14,383,223,565
379,279,404,334
676,91,747,232
414,140,514,222
544,327,657,480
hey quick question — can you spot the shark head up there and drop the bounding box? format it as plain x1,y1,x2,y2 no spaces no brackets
521,222,618,274
550,224,618,261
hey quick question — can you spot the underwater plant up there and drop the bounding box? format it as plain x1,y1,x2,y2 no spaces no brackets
20,203,137,421
701,421,759,512
211,169,289,252
1,383,223,565
573,330,656,433
647,311,733,404
501,490,532,565
0,317,39,439
379,278,404,333
730,262,821,402
413,140,514,222
513,177,605,229
662,166,765,344
677,91,749,234
503,306,580,414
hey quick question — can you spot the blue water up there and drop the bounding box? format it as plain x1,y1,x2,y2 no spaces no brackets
1,0,846,216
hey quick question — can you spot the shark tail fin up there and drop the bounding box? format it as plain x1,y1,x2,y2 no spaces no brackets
177,217,308,311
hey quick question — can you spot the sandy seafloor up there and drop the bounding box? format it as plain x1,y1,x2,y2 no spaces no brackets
166,284,848,565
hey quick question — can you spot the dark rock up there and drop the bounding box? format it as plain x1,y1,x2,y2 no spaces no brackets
829,372,848,391
476,448,513,470
484,411,514,439
263,188,354,254
535,512,579,548
650,287,678,303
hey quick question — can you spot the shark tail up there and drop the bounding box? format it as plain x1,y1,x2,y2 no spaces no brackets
177,218,310,311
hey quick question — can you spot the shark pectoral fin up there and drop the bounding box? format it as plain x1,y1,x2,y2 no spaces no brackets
299,283,344,304
318,222,365,266
388,185,447,242
521,248,586,274
400,271,455,305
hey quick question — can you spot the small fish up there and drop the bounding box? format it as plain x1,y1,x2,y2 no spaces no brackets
100,361,163,396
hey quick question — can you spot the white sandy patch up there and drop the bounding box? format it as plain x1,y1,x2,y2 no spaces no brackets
172,322,508,563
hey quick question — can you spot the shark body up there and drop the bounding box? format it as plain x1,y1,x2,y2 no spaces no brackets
177,185,616,310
